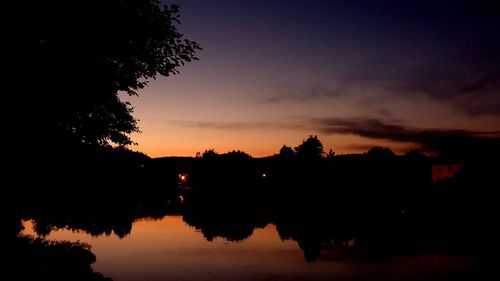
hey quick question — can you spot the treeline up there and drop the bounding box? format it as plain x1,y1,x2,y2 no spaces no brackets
145,135,499,263
11,135,500,265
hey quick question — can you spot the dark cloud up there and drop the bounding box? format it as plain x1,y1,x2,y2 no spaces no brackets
268,50,500,116
335,44,500,116
265,3,500,116
342,144,385,152
375,108,393,118
462,69,500,94
267,84,341,103
172,120,305,131
341,143,416,154
386,49,500,116
173,116,499,157
311,117,500,152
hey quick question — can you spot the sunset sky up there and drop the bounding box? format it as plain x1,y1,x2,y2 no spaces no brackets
128,0,500,157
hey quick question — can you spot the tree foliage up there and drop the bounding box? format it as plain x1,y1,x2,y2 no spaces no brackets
10,0,200,149
278,145,295,159
202,149,218,159
294,135,325,160
367,146,396,159
222,150,252,160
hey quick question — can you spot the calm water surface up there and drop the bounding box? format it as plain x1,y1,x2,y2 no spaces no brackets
22,217,477,281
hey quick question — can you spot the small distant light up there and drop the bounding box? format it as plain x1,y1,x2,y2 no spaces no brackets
262,173,267,178
179,173,189,182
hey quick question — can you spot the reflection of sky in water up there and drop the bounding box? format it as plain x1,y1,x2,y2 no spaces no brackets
23,217,477,281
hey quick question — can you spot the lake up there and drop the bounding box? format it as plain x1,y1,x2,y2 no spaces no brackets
22,216,481,281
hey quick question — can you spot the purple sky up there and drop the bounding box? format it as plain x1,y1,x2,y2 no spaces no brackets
128,0,500,157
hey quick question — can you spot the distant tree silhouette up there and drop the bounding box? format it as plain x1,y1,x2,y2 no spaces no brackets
367,146,396,159
10,0,200,150
202,149,218,159
200,149,252,160
326,148,335,159
222,150,252,160
295,135,325,160
278,145,295,159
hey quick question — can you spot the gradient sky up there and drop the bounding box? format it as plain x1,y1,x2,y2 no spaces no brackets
127,0,500,157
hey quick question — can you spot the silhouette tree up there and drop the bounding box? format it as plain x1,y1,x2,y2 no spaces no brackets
202,149,218,159
295,135,325,160
222,150,252,160
326,149,335,159
367,146,396,159
278,145,295,159
10,0,200,151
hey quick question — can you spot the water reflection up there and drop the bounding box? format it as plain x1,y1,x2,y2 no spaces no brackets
22,217,482,281
10,154,500,280
23,218,306,281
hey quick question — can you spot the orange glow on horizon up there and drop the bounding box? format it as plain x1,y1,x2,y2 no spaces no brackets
131,130,420,158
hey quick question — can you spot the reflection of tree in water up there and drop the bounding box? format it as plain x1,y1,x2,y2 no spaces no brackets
178,152,499,265
4,217,111,281
275,218,327,263
33,217,133,239
183,211,263,242
23,191,180,238
182,179,269,242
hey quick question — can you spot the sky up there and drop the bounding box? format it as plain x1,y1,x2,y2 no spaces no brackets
127,0,500,157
